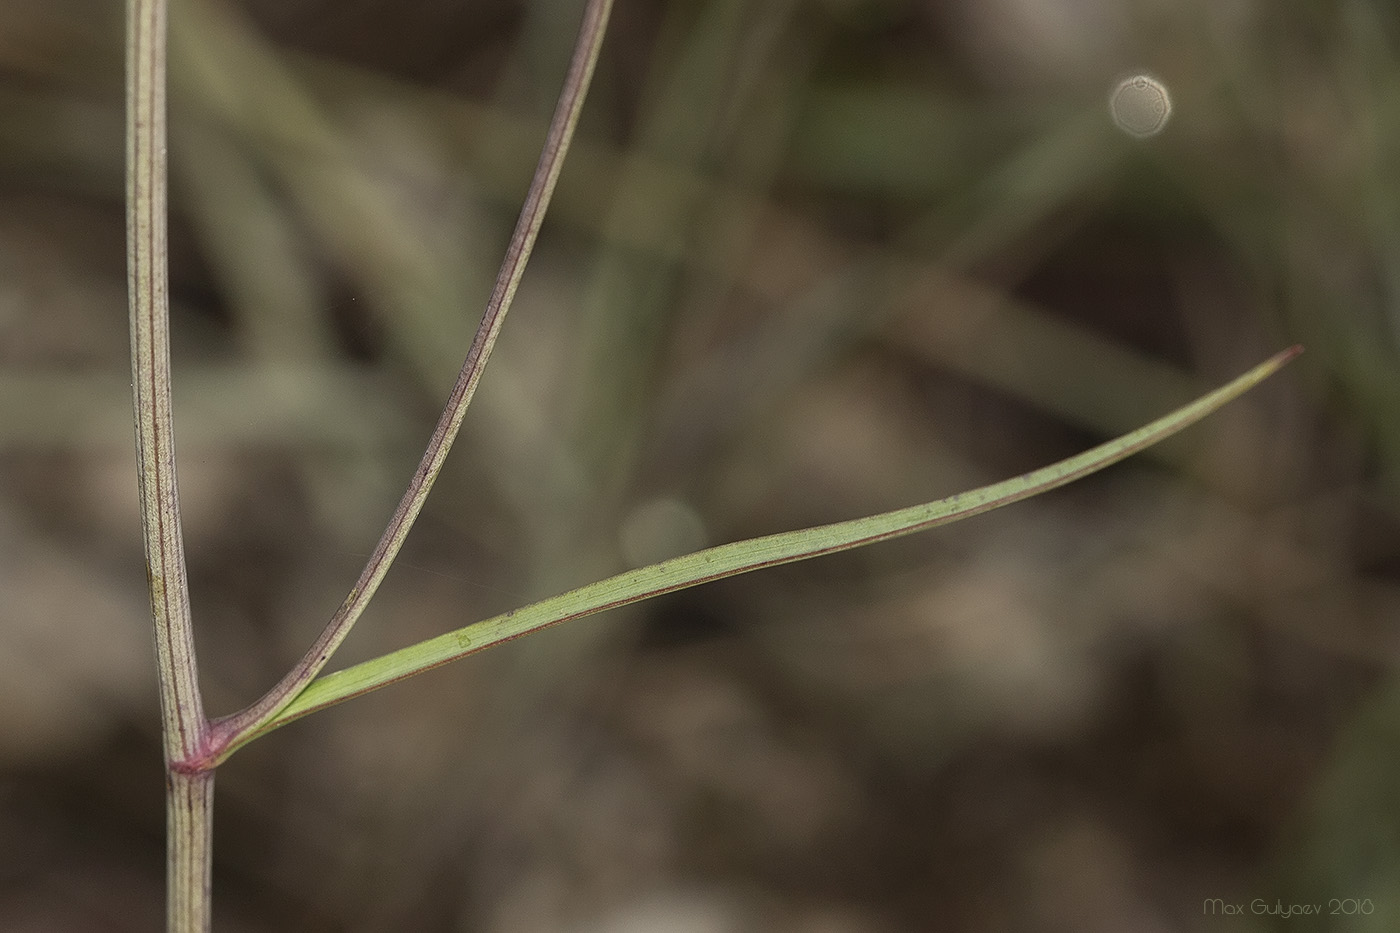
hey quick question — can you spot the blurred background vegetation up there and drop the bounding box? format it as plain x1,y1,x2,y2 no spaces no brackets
0,0,1396,929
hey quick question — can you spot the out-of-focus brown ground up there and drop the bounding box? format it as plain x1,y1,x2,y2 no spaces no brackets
1,0,1397,929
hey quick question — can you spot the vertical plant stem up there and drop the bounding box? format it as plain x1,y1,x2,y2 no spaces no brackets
129,0,208,764
128,0,214,929
167,772,215,931
209,0,616,754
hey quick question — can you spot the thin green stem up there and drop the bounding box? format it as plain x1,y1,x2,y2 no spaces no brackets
128,0,214,928
206,0,615,761
129,0,207,765
207,346,1301,762
167,772,215,932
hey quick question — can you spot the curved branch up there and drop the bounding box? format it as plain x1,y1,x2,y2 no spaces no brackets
207,0,616,761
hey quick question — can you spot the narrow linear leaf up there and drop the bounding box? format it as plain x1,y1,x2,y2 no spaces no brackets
226,346,1301,757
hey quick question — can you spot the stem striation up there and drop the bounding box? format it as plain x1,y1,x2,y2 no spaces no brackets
128,0,215,928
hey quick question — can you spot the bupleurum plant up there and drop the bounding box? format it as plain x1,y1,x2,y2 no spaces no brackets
124,0,1298,928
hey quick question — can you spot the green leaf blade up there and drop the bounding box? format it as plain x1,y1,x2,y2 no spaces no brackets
233,345,1300,754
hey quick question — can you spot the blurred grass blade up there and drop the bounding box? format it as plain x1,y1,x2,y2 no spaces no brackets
226,345,1301,755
